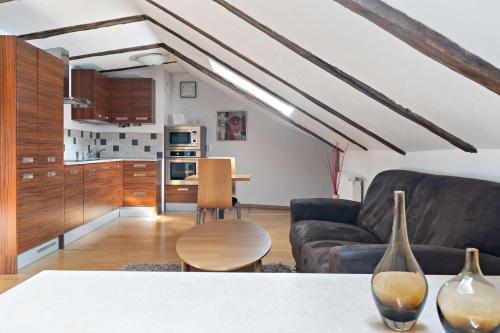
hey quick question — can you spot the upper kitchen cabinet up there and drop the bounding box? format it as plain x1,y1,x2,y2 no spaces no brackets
38,49,64,142
131,78,155,124
71,69,155,124
71,69,110,122
109,78,131,123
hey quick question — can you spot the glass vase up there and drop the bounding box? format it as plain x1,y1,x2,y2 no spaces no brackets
437,248,500,333
371,191,428,331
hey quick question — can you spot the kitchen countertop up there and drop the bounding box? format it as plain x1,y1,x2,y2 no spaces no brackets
64,158,161,166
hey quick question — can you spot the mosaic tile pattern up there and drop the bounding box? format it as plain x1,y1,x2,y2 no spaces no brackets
64,129,163,160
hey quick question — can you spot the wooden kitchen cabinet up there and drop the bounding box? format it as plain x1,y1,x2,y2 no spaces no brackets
131,78,155,123
123,161,161,212
165,185,198,203
112,161,123,210
72,70,155,124
83,163,113,223
38,49,64,142
64,165,84,232
71,69,110,122
109,78,131,123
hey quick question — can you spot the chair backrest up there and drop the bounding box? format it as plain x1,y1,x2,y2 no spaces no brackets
197,158,233,209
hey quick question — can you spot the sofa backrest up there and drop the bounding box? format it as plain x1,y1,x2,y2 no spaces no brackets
356,170,428,242
406,174,500,257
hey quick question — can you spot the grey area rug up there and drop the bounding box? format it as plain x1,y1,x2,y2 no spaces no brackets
121,263,293,273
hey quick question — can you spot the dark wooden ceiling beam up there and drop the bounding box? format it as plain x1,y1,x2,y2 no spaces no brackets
212,0,477,153
99,61,176,74
18,15,146,41
70,43,162,60
146,16,366,150
145,0,403,154
334,0,500,96
159,43,336,149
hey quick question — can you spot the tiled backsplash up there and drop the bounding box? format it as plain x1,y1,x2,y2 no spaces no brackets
64,129,163,160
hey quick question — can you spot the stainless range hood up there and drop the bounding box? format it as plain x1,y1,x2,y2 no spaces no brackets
44,47,92,108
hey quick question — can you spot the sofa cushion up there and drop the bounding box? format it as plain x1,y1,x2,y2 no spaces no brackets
290,220,380,265
356,170,428,242
300,240,363,273
407,174,500,257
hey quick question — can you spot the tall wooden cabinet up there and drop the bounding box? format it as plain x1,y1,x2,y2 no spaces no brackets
0,36,64,273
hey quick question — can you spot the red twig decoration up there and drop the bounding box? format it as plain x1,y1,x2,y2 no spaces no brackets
324,143,347,196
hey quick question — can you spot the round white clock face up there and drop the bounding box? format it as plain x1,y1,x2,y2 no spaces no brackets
180,82,196,98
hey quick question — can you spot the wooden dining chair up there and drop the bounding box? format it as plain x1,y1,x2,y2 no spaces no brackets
196,158,241,224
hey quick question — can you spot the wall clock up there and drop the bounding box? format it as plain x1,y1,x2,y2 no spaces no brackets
180,81,197,98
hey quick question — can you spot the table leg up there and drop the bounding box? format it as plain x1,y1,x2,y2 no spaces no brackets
181,261,190,272
254,260,262,272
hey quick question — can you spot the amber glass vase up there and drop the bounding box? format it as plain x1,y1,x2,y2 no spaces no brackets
437,248,500,333
371,191,428,331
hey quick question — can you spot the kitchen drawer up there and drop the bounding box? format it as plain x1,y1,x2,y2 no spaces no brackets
64,165,83,184
165,185,198,203
123,188,156,207
123,170,156,188
38,141,63,168
123,161,157,171
17,141,38,169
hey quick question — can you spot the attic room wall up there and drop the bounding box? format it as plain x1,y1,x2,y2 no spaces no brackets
365,149,500,187
168,72,353,206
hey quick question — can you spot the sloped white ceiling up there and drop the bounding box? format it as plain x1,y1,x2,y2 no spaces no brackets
0,0,498,153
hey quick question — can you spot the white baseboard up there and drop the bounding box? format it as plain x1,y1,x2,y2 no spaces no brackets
18,238,59,271
165,203,197,212
63,209,120,247
119,207,158,217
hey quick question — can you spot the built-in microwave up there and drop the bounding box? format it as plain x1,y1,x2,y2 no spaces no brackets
165,126,206,150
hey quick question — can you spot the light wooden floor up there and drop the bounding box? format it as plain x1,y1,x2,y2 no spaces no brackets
0,208,294,293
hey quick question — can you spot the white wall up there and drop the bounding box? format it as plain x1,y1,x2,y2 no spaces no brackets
169,73,337,206
365,149,500,187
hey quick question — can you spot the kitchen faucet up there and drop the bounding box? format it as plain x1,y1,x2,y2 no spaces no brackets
86,148,106,160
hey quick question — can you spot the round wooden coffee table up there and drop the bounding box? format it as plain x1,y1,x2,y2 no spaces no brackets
176,220,272,272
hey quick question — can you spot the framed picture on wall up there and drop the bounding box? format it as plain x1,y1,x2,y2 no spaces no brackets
217,111,247,141
180,81,197,98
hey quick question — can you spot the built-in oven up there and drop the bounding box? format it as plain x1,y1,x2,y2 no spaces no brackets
165,150,204,185
165,126,206,150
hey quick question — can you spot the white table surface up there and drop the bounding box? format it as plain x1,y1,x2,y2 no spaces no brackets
0,271,498,333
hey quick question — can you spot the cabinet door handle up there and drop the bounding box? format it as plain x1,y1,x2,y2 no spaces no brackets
133,173,146,177
133,164,146,168
116,117,129,121
22,157,34,164
103,166,109,170
177,188,189,192
133,192,146,196
89,168,97,173
23,173,34,180
135,117,148,121
47,171,57,177
70,169,80,175
47,156,56,163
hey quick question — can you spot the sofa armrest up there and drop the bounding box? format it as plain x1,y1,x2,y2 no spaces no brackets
290,198,361,224
329,244,500,275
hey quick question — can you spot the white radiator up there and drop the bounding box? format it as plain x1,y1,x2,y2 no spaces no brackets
338,176,364,202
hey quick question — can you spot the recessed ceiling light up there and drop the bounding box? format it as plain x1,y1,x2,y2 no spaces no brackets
132,53,173,66
209,59,294,117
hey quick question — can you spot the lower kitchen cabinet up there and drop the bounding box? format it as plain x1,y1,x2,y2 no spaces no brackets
123,161,161,213
38,166,64,243
112,161,123,209
64,165,84,232
165,185,198,203
83,163,113,223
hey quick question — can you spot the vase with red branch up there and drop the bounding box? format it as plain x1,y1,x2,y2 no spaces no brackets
325,143,347,199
